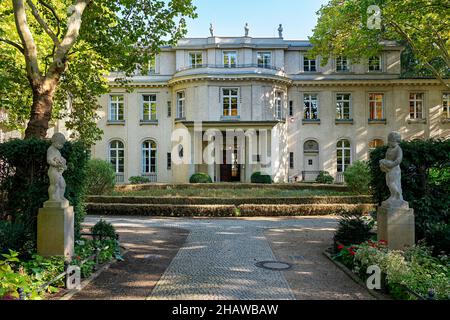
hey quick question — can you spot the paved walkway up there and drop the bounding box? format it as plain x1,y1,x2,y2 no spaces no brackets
84,216,372,300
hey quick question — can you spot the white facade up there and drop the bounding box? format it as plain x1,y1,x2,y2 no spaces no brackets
91,36,450,184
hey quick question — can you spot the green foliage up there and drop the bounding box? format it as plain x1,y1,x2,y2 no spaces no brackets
85,159,116,195
0,0,198,144
423,223,450,257
91,219,117,240
316,171,334,184
250,172,272,184
333,212,375,248
129,176,151,185
369,139,450,254
73,238,119,278
0,138,89,251
343,161,371,194
189,173,213,184
309,0,450,87
0,221,34,255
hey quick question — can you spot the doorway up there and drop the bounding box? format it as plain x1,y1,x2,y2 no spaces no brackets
220,149,241,182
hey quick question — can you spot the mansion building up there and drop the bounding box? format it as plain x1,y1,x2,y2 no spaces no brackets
87,35,449,184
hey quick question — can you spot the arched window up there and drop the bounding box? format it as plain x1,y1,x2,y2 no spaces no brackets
337,139,351,173
109,140,124,174
142,140,157,174
369,139,384,151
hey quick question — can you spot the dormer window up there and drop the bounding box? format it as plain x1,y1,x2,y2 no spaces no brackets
189,52,203,68
368,56,382,72
336,56,349,72
303,55,317,72
257,52,272,68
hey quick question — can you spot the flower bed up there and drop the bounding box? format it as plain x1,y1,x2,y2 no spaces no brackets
332,241,450,300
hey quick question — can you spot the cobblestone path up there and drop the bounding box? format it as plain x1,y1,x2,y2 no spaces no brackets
85,216,339,300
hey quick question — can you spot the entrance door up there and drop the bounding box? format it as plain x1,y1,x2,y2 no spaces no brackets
303,154,319,181
220,150,241,182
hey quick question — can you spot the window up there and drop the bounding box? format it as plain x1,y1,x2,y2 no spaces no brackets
109,95,124,121
289,101,294,117
336,56,349,72
369,139,384,151
142,140,157,174
142,94,157,121
303,94,319,120
176,91,185,119
337,139,351,173
304,55,317,72
167,152,172,170
368,56,382,72
189,52,203,68
167,101,172,117
109,140,124,174
257,52,272,68
222,88,239,117
308,159,313,166
223,51,237,68
275,92,283,119
443,93,450,119
289,152,294,169
336,93,351,120
149,55,156,74
409,93,424,119
369,93,384,120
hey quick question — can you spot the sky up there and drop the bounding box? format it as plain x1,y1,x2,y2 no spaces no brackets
185,0,330,40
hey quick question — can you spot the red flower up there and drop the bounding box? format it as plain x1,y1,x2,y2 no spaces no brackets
337,244,345,251
379,240,388,245
350,251,356,256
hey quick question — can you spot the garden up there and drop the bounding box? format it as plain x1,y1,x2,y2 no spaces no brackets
329,139,450,300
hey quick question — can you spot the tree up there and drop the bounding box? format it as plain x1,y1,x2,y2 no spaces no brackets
308,0,449,89
0,0,197,144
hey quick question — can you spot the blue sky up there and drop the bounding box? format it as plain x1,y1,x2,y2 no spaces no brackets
185,0,330,39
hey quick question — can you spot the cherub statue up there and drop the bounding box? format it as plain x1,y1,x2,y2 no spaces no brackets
47,133,68,203
244,23,249,37
209,23,214,37
278,24,283,38
379,132,408,208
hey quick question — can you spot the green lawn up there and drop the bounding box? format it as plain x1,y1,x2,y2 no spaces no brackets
111,188,358,198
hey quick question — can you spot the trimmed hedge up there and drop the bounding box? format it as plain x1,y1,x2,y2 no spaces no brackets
87,195,374,205
316,171,334,184
86,203,376,217
238,204,375,216
0,138,89,250
86,204,237,217
251,172,272,184
189,173,213,183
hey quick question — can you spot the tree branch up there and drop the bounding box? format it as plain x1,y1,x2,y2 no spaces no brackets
26,0,60,46
38,0,61,37
12,0,41,81
0,37,25,54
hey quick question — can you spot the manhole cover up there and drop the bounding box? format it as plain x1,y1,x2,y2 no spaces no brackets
255,261,292,271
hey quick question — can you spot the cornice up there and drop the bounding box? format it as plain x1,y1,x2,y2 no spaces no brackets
168,74,292,86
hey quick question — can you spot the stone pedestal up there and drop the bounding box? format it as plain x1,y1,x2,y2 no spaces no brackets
37,200,74,260
377,205,415,250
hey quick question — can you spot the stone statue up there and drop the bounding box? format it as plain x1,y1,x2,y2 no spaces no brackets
47,133,68,204
278,24,283,38
244,23,249,37
379,132,408,209
209,23,214,37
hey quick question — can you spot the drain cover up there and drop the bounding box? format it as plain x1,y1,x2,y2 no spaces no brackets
255,261,292,271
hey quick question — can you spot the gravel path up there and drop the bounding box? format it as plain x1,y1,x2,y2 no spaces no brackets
81,216,373,300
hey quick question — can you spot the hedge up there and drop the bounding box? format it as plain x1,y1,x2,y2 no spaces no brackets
189,173,213,183
86,204,237,217
87,195,374,205
238,204,376,216
0,138,89,250
251,172,272,184
86,203,376,217
369,138,450,255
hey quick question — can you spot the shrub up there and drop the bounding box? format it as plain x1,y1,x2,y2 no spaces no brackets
0,221,34,256
90,219,117,239
0,138,89,251
369,139,450,254
423,223,450,256
129,176,151,185
238,204,375,216
189,173,213,183
250,172,272,184
343,161,371,194
316,171,334,184
333,212,375,248
85,159,116,195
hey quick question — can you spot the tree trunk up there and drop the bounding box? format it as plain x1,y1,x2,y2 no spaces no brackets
24,81,56,139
